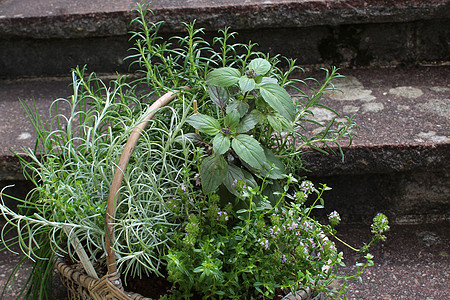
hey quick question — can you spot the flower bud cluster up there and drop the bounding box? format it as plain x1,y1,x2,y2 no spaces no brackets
328,210,341,227
183,214,199,247
371,213,390,241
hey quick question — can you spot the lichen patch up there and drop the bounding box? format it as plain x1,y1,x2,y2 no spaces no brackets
389,86,423,99
325,76,376,101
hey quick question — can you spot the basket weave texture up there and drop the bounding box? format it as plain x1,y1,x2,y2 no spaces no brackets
55,259,149,300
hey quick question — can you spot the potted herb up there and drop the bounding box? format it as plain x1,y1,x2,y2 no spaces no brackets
0,4,389,300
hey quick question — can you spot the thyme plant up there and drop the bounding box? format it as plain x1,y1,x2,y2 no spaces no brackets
0,3,388,299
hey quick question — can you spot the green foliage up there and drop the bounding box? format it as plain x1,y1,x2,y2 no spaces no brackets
0,2,387,299
165,176,386,299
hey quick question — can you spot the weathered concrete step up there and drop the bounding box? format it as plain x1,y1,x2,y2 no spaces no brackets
0,65,449,223
0,0,449,77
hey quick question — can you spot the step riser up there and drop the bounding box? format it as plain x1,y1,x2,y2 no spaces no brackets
309,170,450,224
2,170,448,225
1,19,449,78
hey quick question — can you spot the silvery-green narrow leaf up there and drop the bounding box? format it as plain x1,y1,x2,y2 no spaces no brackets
231,134,266,169
226,101,249,118
236,113,259,133
248,58,271,76
200,154,229,194
206,67,240,87
258,82,296,121
239,76,256,93
224,109,240,131
213,134,231,155
187,113,221,136
208,85,229,108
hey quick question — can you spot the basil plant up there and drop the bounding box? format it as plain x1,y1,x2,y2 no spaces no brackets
187,58,297,196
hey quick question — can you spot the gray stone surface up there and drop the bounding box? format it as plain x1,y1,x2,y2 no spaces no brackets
0,77,73,180
1,0,448,38
0,0,449,77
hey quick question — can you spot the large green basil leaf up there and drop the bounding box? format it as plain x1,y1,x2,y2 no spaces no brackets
208,85,229,108
200,154,229,194
236,112,259,133
224,109,240,131
248,58,271,75
213,134,231,155
231,134,266,169
175,132,203,146
187,113,221,136
260,77,278,84
206,67,240,87
267,114,282,132
226,101,249,118
258,82,296,121
223,163,257,196
239,76,256,93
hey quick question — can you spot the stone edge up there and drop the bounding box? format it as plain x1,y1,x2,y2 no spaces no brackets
0,0,448,39
1,142,448,181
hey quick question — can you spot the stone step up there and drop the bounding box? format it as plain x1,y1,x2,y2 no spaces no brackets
0,65,449,223
1,0,449,78
0,220,448,299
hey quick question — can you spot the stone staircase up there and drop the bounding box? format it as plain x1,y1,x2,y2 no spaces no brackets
1,0,448,223
0,0,449,298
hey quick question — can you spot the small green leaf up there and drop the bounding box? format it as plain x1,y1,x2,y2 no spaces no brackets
231,134,266,169
236,113,259,133
224,110,240,130
213,134,230,155
187,113,221,136
259,82,296,121
200,154,229,194
209,85,229,107
227,101,249,118
206,67,240,87
239,76,256,93
248,58,271,75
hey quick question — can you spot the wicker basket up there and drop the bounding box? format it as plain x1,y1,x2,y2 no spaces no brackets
54,89,315,300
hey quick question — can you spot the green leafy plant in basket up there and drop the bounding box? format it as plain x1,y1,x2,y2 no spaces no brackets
0,3,389,300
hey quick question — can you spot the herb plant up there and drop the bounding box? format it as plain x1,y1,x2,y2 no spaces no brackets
0,3,388,299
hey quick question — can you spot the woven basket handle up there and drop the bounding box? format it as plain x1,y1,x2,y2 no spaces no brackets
105,88,186,274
